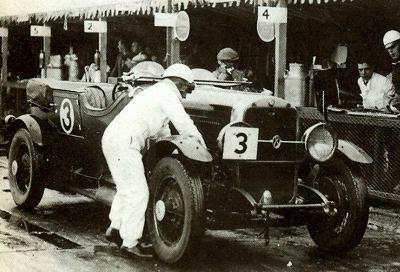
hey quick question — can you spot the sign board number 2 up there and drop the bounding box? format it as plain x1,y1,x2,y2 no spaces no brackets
84,21,107,33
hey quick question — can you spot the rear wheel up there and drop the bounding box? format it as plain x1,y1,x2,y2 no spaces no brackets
8,129,45,209
307,158,369,252
146,157,205,264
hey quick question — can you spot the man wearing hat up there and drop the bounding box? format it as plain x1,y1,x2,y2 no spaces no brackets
213,47,247,81
383,30,400,110
382,30,400,194
102,63,206,258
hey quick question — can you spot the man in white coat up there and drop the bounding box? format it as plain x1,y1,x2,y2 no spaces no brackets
357,57,396,110
102,63,206,257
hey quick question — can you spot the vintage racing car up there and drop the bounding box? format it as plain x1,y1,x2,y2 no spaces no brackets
5,62,371,263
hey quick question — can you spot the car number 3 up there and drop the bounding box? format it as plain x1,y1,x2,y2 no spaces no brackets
235,132,248,154
223,127,259,160
60,98,75,134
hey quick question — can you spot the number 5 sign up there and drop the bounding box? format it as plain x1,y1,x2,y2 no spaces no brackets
223,127,259,160
30,26,51,37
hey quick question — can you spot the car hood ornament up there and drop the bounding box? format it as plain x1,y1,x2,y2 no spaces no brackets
272,135,281,149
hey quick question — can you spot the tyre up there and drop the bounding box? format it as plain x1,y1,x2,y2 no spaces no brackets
307,157,369,252
8,128,45,209
146,157,205,264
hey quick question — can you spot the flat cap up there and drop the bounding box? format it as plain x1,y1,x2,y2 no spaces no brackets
217,48,239,61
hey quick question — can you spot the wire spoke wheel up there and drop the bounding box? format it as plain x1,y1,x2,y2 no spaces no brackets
147,157,205,264
8,129,45,209
15,150,31,193
156,177,185,246
307,158,369,253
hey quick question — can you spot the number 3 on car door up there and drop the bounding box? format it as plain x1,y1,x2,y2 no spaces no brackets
223,127,259,160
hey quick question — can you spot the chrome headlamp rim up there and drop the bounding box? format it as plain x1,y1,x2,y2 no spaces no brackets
302,122,338,163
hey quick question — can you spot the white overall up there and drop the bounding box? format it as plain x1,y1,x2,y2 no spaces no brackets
102,79,205,248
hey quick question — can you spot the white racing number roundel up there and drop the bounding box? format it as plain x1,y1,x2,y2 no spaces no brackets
223,127,259,160
60,98,74,134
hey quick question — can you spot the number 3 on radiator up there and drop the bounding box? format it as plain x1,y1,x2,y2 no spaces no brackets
223,127,259,160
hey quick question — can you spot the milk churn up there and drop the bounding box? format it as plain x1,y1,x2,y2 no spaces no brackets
284,63,307,107
39,50,45,78
94,49,100,67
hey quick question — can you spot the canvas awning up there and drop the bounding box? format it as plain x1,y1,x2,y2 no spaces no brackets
0,0,356,24
288,0,353,4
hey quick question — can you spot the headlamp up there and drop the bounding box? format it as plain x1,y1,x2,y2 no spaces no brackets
302,123,337,162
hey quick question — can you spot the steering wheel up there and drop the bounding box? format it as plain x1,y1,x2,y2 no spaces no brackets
112,83,128,101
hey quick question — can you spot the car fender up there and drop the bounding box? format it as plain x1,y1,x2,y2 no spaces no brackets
336,139,372,164
7,114,44,146
146,135,212,168
156,135,212,162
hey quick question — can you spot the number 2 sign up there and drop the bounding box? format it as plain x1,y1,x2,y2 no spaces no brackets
223,127,259,160
84,21,107,33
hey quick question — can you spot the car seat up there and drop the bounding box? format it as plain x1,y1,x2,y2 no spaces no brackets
82,85,108,110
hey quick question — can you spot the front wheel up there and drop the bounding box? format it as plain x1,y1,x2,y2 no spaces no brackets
8,128,45,209
146,157,205,264
307,158,369,253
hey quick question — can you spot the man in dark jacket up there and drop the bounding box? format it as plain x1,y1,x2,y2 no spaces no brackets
110,39,130,77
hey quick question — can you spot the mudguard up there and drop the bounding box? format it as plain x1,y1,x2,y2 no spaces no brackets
7,114,44,146
336,139,372,164
150,135,213,163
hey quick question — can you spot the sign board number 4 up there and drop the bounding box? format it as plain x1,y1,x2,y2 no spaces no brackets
257,7,287,23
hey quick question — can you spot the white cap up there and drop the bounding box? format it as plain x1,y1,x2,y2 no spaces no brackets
162,63,194,84
383,30,400,48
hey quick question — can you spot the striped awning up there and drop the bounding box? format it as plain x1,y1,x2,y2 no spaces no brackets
0,0,356,24
288,0,353,4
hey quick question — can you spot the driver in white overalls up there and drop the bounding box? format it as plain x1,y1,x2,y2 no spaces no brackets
102,63,206,258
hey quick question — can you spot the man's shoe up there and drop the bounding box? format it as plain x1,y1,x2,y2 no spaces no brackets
139,241,153,249
105,227,122,247
121,245,153,258
138,237,153,249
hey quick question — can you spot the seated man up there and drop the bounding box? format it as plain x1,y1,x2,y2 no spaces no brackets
357,56,396,111
213,48,251,82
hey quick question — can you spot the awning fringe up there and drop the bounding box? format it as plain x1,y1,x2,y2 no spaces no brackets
0,0,355,25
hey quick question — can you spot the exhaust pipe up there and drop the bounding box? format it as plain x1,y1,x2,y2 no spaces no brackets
95,186,116,206
69,186,116,206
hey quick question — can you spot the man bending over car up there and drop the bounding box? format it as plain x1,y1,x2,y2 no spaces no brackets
102,63,206,258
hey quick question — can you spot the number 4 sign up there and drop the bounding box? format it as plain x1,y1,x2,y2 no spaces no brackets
223,127,259,160
258,7,287,23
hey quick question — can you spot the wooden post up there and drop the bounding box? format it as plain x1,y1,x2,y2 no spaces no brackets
166,0,180,66
43,36,51,78
274,0,287,99
1,36,8,82
99,18,107,83
166,29,180,66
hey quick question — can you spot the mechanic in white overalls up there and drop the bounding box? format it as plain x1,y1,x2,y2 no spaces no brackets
102,63,206,257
